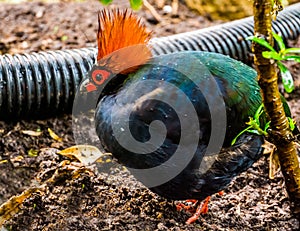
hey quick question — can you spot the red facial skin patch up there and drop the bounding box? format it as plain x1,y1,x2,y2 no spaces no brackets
86,82,97,92
86,69,111,92
92,69,111,85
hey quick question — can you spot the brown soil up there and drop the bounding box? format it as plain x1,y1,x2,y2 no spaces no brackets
0,1,300,230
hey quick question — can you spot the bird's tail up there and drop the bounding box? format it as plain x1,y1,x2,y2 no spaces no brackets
220,133,264,174
191,133,264,199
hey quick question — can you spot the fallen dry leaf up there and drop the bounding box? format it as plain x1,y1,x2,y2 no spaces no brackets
0,188,40,226
47,128,63,142
22,130,42,136
58,145,105,165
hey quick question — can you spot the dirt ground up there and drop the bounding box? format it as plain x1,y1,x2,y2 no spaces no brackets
0,0,300,230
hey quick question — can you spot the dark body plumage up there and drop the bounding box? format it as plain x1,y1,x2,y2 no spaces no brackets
94,51,294,200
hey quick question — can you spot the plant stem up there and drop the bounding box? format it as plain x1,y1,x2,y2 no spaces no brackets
253,0,300,217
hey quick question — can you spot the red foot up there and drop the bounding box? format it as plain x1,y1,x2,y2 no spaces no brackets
176,199,198,213
186,196,211,224
178,191,224,224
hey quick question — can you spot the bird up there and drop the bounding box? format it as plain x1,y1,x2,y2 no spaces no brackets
81,9,299,224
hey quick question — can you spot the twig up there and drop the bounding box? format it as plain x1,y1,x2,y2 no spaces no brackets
143,0,162,22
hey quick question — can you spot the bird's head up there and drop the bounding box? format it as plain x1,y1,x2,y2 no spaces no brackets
83,9,152,92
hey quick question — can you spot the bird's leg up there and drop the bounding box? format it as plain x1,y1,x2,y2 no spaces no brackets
176,199,198,213
177,191,224,224
185,196,211,224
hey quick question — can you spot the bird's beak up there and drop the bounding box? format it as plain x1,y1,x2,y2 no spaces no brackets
80,78,97,92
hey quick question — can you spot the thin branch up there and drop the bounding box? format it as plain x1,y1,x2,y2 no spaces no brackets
252,0,300,217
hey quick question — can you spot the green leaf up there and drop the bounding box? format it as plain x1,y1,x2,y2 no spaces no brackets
262,51,283,60
272,31,286,51
248,129,261,135
231,126,252,145
288,117,295,131
282,55,300,62
284,48,300,54
254,104,264,123
247,36,276,52
130,0,143,10
278,62,294,93
99,0,113,5
264,121,271,132
231,104,269,145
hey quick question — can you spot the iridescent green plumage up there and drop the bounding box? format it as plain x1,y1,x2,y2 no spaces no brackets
121,51,292,146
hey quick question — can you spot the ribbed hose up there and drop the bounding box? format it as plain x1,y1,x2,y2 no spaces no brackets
0,48,96,119
1,3,300,120
150,4,300,60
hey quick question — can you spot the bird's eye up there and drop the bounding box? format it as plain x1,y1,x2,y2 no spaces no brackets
91,69,111,85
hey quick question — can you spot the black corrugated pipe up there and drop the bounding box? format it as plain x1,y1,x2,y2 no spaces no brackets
1,3,300,120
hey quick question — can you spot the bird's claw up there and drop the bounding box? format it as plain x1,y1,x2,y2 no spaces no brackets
185,196,211,224
176,199,197,213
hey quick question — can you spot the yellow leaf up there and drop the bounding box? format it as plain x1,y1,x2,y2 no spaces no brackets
48,128,63,142
0,187,39,226
58,145,105,165
269,150,280,179
156,212,163,219
11,155,24,162
28,149,39,157
262,141,280,179
22,130,42,136
262,141,276,155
